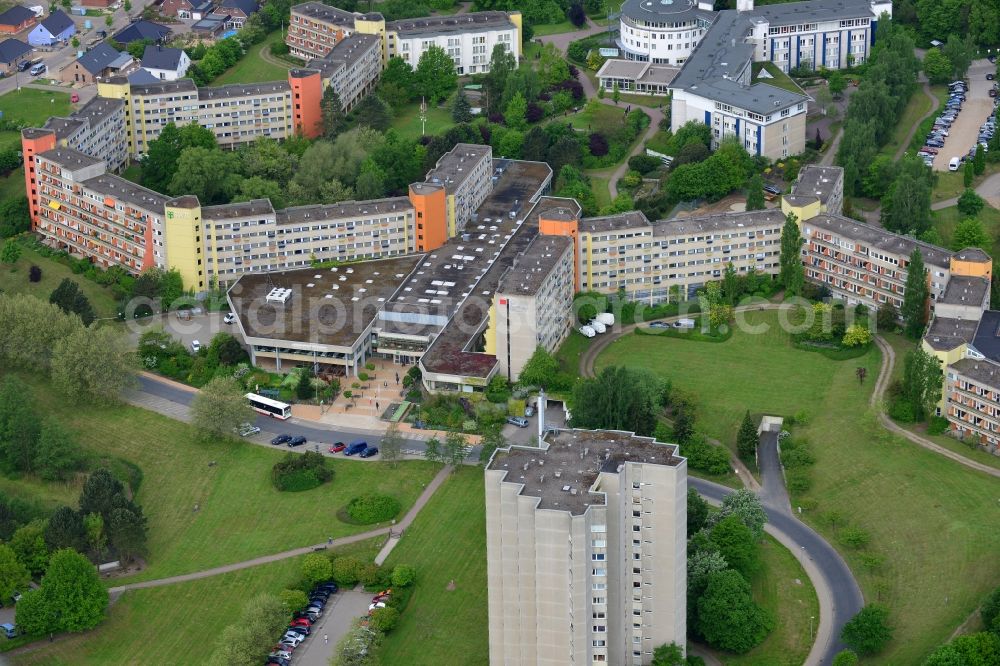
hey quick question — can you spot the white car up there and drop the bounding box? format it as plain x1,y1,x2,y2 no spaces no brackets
234,423,260,437
948,157,961,171
369,602,387,611
191,339,201,353
223,312,236,324
281,632,305,646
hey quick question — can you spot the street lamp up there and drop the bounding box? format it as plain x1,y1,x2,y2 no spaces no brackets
419,96,427,136
810,615,815,638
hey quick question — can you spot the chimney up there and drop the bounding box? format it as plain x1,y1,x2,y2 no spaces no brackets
537,388,547,442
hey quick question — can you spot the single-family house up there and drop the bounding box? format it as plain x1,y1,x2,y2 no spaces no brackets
140,44,190,80
27,10,74,46
191,13,229,40
112,19,170,45
60,42,134,83
218,0,257,28
160,0,213,20
0,6,36,34
0,37,30,73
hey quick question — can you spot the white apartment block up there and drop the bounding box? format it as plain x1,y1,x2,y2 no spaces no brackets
306,33,382,111
389,12,519,75
424,143,493,236
486,429,687,666
494,233,576,382
577,209,784,301
202,197,415,285
35,98,128,173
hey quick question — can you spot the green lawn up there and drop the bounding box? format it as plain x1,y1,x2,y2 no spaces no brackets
591,174,611,208
211,30,289,86
595,310,847,445
0,88,71,125
879,84,939,158
721,536,818,666
7,374,441,582
566,101,624,133
0,129,21,151
0,166,24,200
594,309,1000,662
2,245,121,319
378,467,488,665
933,163,1000,203
390,101,456,141
751,62,805,95
933,204,1000,256
531,20,577,36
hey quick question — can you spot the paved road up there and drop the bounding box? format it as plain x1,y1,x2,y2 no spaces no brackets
692,477,862,665
293,588,372,666
757,429,791,514
131,373,479,461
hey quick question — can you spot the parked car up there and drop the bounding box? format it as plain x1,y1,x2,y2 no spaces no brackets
0,624,17,639
989,73,996,81
359,446,379,458
269,649,293,660
234,422,260,437
290,617,312,628
281,633,305,646
369,602,387,612
287,435,307,447
16,59,32,72
344,440,368,456
286,625,310,636
190,339,201,353
524,404,535,417
70,92,79,103
265,657,290,666
223,312,236,324
29,62,46,76
329,442,346,453
649,321,670,328
270,434,292,445
506,416,529,428
305,605,323,616
949,156,962,171
315,583,338,593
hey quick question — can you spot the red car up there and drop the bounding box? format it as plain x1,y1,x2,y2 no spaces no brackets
290,617,312,628
329,442,346,453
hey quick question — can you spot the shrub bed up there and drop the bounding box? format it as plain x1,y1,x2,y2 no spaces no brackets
345,494,401,524
271,451,333,492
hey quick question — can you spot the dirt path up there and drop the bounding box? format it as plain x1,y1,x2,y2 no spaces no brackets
107,465,453,595
258,41,292,71
895,81,940,161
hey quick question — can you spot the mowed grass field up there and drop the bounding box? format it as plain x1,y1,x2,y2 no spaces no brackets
8,374,440,582
595,310,850,445
12,538,385,665
594,310,1000,662
211,30,290,86
721,536,818,666
378,467,488,665
0,88,71,125
2,245,121,319
390,101,456,141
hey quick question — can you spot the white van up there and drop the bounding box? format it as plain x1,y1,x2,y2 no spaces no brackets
29,62,46,76
948,156,961,171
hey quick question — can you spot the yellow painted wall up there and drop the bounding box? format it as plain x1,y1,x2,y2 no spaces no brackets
355,16,388,63
96,79,134,154
446,194,457,238
509,11,523,54
923,340,967,412
782,196,821,223
484,300,497,355
164,203,204,291
950,257,992,281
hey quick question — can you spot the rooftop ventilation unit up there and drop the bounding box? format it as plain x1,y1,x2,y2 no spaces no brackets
265,287,292,304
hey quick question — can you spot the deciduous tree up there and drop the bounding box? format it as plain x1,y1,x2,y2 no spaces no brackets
687,487,709,536
16,549,108,633
415,46,457,105
711,488,767,539
0,544,30,607
841,604,893,655
208,593,290,666
709,515,760,579
380,422,404,466
952,218,991,251
301,553,333,587
745,173,765,211
10,519,49,576
697,569,774,653
958,188,985,217
36,419,82,481
570,366,664,436
51,325,137,404
191,376,254,439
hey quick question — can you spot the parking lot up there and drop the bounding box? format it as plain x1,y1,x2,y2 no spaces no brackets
502,401,567,445
289,588,373,666
932,59,997,171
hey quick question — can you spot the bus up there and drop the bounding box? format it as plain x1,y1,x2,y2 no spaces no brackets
246,393,292,419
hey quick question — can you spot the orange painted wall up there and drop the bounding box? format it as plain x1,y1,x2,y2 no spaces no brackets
289,70,323,139
20,130,56,226
539,215,580,292
409,185,447,252
950,256,992,282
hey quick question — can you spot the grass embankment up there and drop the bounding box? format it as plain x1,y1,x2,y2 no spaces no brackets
378,467,488,665
2,246,121,319
593,309,1000,662
4,374,440,582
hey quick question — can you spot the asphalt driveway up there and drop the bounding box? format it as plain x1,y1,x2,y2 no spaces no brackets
291,588,373,666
